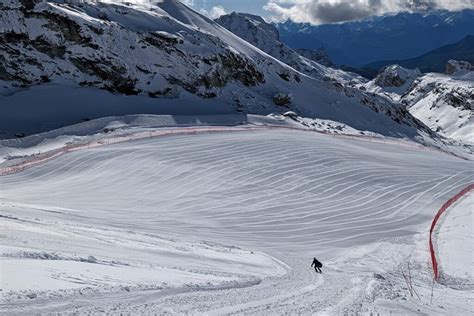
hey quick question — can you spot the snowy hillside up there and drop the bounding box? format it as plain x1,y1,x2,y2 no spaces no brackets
1,123,473,314
215,12,356,84
0,0,431,140
295,47,334,68
365,61,474,143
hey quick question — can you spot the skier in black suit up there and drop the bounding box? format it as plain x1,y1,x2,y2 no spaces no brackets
311,257,323,273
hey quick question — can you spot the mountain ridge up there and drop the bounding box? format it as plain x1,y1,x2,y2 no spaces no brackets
363,35,474,74
277,9,474,67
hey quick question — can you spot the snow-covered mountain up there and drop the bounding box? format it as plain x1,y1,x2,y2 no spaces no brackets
0,0,429,139
365,61,474,143
215,12,352,83
295,48,334,68
364,65,422,97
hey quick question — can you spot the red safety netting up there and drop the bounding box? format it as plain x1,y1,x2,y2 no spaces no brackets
0,125,467,176
429,184,474,281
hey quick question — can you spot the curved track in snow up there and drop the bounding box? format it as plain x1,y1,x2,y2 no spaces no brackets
1,130,473,314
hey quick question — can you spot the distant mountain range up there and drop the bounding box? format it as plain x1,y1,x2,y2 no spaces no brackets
345,35,474,78
277,9,474,67
363,35,474,74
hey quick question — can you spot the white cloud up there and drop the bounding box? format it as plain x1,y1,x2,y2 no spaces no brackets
180,1,227,19
264,0,474,24
208,5,228,19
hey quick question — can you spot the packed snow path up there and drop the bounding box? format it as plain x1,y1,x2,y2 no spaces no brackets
1,130,473,314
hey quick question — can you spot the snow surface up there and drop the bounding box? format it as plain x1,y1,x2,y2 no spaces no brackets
437,193,473,280
0,1,472,313
1,127,473,314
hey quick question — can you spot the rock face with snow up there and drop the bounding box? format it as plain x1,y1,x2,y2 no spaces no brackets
365,62,473,143
295,48,334,68
215,12,355,84
445,60,474,75
373,65,421,90
403,66,474,143
362,64,422,100
1,0,265,97
215,12,281,52
0,0,432,138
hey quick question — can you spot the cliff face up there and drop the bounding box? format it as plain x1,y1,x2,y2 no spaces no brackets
216,12,352,84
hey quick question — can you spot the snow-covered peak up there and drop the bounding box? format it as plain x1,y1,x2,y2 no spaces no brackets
215,12,283,60
374,65,422,89
216,12,362,85
216,12,280,42
362,65,422,101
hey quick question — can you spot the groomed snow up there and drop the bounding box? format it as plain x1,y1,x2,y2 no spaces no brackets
1,128,473,314
437,193,473,280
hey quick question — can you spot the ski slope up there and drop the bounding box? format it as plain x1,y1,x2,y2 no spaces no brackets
437,193,473,280
1,128,473,314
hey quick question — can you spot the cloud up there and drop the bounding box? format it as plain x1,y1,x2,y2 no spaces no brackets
208,5,228,19
264,0,474,24
180,1,227,19
197,5,227,19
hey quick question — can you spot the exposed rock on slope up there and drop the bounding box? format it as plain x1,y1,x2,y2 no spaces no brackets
215,13,281,53
374,65,421,89
445,59,474,75
365,65,422,97
295,48,334,68
1,0,265,97
215,12,356,84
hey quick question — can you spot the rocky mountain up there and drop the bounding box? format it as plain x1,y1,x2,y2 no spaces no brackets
366,65,422,96
277,9,474,67
0,0,433,140
215,12,353,83
364,35,474,74
364,61,474,143
295,48,334,68
445,59,474,75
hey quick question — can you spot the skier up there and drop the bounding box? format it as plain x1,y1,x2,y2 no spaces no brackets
311,257,322,273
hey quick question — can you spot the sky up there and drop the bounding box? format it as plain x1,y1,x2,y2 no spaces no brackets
181,0,474,24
